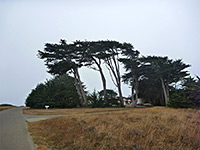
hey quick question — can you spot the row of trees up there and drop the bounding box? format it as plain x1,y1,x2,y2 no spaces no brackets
37,39,198,108
123,56,190,106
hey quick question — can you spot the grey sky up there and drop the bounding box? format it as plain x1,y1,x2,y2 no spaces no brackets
0,0,200,106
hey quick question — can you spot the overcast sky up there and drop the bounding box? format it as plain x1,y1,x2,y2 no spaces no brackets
0,0,200,106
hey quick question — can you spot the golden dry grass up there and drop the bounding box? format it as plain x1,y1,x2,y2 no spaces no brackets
28,107,200,150
0,106,13,111
23,107,127,115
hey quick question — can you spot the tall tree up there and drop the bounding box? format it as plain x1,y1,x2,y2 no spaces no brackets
75,40,133,106
183,76,200,107
119,44,142,107
38,40,88,107
102,41,126,106
168,76,200,108
142,56,190,105
73,41,109,104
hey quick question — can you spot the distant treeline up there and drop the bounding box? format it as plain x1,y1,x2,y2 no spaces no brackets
26,40,200,108
0,104,13,107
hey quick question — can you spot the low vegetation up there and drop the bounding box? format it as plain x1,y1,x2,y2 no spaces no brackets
28,107,200,150
23,107,126,115
0,104,14,111
25,74,80,109
0,106,12,111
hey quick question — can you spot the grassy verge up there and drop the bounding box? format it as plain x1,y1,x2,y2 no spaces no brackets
28,107,200,150
23,107,127,115
0,106,13,111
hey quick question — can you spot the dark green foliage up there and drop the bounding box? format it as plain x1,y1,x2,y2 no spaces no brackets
168,77,200,108
25,74,80,108
38,40,79,76
98,89,118,99
139,56,190,106
88,89,120,108
168,89,194,108
184,77,200,107
36,38,197,108
139,78,165,106
120,49,143,106
88,90,105,108
25,83,46,108
120,55,190,106
99,89,120,107
0,104,13,107
38,40,88,107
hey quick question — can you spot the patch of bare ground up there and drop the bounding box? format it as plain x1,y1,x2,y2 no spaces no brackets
28,107,200,150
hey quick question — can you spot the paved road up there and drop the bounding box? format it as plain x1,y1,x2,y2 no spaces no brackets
24,114,63,123
0,108,35,150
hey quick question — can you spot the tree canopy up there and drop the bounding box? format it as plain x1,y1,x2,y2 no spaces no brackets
33,39,198,108
38,40,88,107
140,56,190,105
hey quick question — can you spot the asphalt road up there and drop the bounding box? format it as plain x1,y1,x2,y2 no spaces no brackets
0,108,35,150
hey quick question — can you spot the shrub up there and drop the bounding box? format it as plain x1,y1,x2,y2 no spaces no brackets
26,74,80,108
168,89,195,108
88,90,120,108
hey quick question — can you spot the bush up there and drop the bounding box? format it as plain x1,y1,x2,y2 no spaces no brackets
168,89,195,108
26,74,80,108
88,90,120,108
168,77,200,108
88,90,105,108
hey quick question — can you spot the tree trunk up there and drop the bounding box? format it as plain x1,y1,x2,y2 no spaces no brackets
97,64,107,104
131,84,136,107
117,82,124,107
166,83,170,101
105,55,123,106
73,73,83,105
92,58,107,104
160,77,169,106
134,76,139,105
115,60,123,106
160,91,164,106
74,67,88,107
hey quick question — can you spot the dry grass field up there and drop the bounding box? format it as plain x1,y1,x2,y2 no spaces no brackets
26,107,200,150
0,106,13,111
23,107,126,115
